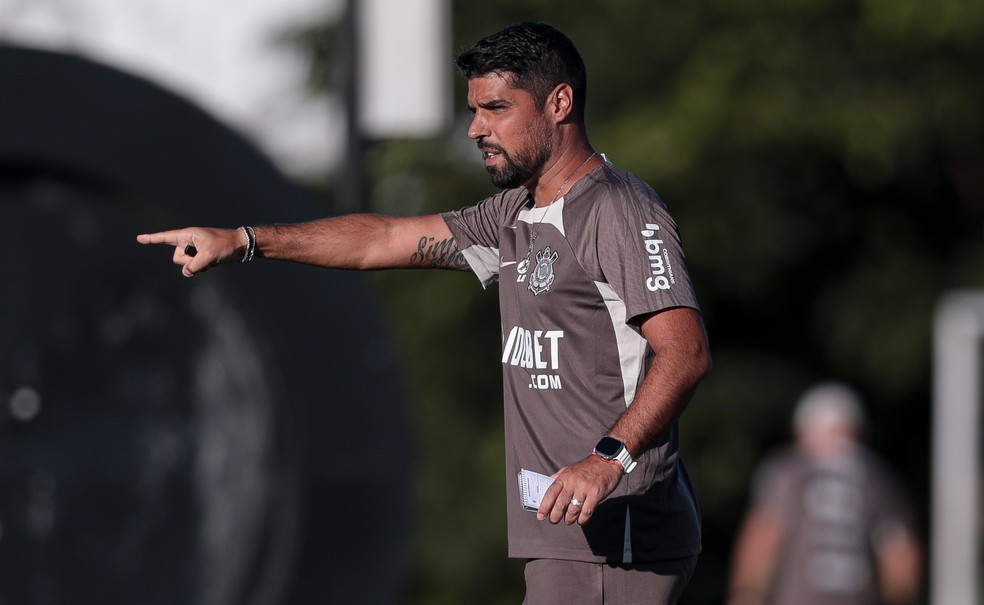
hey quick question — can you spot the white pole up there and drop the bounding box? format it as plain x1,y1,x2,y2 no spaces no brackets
932,290,984,605
358,0,450,139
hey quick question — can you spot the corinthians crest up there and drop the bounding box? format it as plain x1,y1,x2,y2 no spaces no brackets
528,246,559,295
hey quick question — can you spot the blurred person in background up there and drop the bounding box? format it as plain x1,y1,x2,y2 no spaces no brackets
138,21,711,605
726,381,923,605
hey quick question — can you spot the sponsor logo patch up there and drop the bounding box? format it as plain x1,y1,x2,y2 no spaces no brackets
640,223,675,291
502,326,565,390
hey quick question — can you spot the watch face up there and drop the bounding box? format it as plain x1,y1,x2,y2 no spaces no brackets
595,436,623,458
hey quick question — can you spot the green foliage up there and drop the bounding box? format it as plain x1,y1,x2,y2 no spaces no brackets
289,1,984,602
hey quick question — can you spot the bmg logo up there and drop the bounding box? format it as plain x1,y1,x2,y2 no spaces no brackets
641,223,671,291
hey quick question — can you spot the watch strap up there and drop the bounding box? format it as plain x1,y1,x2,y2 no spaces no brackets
614,447,637,474
593,437,637,474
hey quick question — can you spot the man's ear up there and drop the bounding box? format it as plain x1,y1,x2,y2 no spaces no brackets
547,83,575,122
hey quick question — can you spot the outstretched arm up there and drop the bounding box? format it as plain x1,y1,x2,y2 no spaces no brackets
136,214,469,277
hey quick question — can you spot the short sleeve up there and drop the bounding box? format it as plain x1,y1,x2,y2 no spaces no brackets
749,451,799,521
442,189,528,288
594,175,699,324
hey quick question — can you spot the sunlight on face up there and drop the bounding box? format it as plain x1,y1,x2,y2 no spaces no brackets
466,73,553,189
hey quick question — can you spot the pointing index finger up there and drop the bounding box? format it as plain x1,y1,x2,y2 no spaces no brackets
136,230,185,247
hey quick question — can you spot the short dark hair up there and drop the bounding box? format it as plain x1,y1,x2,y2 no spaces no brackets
456,22,587,121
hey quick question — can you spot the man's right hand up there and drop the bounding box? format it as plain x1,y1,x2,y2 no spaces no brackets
136,227,246,277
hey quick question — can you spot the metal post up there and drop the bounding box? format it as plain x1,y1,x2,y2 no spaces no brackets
932,290,984,605
338,0,366,214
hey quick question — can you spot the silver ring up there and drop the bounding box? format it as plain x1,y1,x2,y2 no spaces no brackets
570,497,583,507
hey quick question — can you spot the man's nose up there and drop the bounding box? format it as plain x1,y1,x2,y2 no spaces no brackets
467,113,488,140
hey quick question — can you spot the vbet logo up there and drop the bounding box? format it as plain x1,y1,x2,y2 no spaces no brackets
502,326,565,390
640,223,674,292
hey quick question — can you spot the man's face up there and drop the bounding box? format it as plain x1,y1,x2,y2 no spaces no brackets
466,73,553,189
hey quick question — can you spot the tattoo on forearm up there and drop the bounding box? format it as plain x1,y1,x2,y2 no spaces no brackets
409,236,469,269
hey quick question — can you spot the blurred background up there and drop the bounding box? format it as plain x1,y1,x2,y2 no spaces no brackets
1,0,983,604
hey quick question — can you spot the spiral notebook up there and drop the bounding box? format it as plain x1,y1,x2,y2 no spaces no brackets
518,468,555,512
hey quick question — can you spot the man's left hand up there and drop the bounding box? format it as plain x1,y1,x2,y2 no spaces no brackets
537,455,623,526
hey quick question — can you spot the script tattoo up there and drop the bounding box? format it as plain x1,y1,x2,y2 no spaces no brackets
409,235,469,269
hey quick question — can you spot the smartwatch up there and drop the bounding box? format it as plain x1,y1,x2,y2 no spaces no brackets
593,436,637,473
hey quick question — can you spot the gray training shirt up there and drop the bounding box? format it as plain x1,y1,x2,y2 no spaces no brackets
442,159,703,563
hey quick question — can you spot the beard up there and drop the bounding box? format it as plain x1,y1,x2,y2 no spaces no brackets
484,119,553,189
